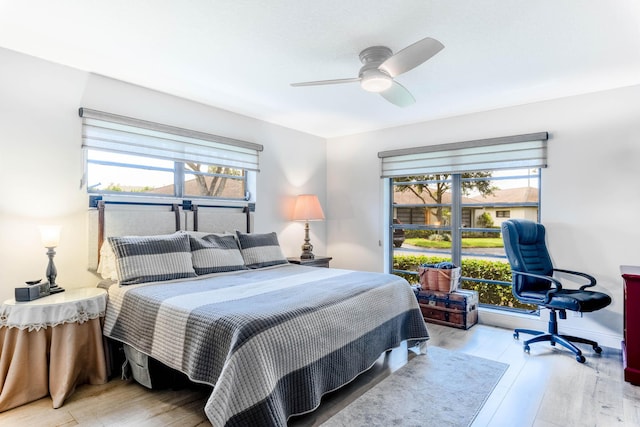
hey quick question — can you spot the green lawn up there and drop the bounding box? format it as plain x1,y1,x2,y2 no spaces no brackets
404,237,504,249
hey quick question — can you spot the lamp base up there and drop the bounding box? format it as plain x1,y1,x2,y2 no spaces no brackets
299,221,316,260
300,252,315,260
48,284,65,294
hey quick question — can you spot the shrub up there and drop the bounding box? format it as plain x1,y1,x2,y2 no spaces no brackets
461,227,501,239
404,229,436,239
476,212,494,228
393,254,535,310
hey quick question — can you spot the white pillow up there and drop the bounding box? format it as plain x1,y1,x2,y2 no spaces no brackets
180,230,230,238
97,240,118,281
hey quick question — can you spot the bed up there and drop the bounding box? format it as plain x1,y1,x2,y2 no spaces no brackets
92,201,429,426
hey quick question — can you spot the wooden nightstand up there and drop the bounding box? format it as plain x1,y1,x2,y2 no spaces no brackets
287,256,332,268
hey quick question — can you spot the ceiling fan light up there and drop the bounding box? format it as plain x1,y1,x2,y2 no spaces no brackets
360,74,392,93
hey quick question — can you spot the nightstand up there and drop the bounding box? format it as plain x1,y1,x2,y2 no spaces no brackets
287,256,332,268
0,288,108,411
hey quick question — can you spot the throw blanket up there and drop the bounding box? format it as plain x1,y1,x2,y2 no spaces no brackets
103,264,429,426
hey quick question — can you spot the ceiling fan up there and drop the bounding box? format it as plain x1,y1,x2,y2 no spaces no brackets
290,36,444,107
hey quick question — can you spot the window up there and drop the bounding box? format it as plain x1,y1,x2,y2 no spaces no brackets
390,169,541,311
87,151,248,199
380,132,548,312
80,108,262,202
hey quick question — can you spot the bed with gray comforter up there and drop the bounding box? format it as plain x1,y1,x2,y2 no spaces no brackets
103,263,428,426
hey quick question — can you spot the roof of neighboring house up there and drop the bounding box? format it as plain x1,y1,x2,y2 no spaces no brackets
394,186,538,205
393,187,476,205
470,187,539,204
150,178,244,198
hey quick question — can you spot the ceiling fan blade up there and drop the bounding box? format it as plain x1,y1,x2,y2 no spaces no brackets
380,81,415,107
290,77,361,87
379,37,444,77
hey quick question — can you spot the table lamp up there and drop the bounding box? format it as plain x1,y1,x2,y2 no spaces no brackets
39,225,65,294
292,194,325,259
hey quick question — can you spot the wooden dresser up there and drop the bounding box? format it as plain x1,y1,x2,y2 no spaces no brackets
622,265,640,385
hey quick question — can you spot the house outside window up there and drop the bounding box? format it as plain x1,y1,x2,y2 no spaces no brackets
496,210,510,218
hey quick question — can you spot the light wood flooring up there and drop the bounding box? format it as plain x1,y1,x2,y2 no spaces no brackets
1,323,639,426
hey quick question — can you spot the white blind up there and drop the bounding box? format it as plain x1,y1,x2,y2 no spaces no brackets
79,108,263,171
378,132,548,177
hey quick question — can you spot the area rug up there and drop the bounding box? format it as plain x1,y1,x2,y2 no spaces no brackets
321,346,508,427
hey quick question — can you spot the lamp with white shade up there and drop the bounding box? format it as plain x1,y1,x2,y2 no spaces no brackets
292,194,325,260
39,225,65,294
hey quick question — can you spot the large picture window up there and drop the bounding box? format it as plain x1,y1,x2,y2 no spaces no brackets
390,169,541,311
380,132,548,312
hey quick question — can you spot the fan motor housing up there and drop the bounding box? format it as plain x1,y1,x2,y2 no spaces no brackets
358,46,393,67
358,46,394,92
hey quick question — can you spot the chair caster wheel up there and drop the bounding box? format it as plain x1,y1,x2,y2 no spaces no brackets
576,355,586,363
523,344,530,353
513,332,519,340
594,346,603,354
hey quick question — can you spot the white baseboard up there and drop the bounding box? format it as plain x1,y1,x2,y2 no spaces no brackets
478,307,623,351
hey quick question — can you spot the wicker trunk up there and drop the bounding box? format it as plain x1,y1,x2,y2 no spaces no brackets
414,289,479,330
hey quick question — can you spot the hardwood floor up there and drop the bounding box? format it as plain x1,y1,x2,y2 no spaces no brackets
428,324,640,427
1,323,638,426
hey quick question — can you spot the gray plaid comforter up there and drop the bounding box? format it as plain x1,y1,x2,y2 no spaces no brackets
103,264,429,426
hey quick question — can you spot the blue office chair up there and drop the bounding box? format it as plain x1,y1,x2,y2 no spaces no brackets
501,219,612,363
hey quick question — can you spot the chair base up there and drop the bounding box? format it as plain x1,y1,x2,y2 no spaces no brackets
513,310,603,363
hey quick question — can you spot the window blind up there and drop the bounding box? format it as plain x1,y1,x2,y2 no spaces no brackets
378,132,548,178
79,108,263,171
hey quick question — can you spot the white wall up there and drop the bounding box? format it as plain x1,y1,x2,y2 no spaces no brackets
0,47,326,302
326,84,640,348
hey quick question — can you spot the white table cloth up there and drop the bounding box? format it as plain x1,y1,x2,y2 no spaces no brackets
0,287,107,331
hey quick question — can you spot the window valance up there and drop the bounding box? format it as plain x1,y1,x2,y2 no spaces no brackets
79,108,263,171
378,132,548,177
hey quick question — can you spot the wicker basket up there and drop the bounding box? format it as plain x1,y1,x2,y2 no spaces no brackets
418,266,461,292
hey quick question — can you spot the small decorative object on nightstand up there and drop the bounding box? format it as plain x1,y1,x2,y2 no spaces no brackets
288,256,332,268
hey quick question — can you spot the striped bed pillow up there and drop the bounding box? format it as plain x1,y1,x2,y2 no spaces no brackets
189,234,247,275
109,232,196,285
235,231,289,269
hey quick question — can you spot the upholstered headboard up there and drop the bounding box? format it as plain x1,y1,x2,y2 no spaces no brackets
87,199,254,270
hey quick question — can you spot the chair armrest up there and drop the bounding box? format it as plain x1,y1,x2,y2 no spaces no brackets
512,270,562,304
552,268,597,290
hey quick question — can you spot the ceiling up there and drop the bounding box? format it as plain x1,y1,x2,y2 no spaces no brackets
1,0,639,138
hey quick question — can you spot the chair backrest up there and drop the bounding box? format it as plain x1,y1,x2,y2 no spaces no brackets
501,219,554,294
